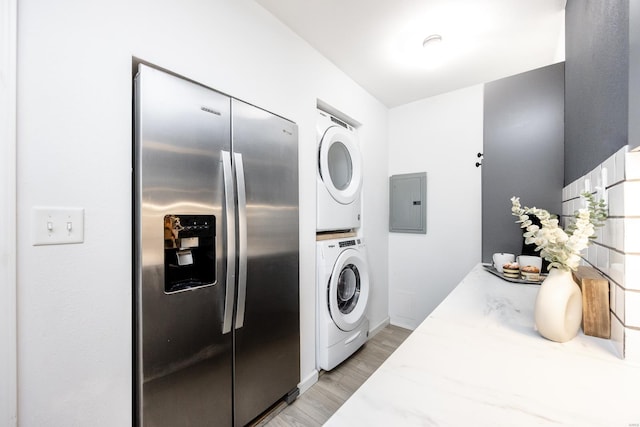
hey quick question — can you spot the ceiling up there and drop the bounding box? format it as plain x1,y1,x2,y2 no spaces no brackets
254,0,566,108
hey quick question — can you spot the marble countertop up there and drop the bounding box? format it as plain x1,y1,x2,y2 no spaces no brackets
325,263,640,427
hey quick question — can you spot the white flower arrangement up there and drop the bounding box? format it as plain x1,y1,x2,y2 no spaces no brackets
510,192,607,271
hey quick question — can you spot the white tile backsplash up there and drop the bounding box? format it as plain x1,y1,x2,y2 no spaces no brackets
565,145,640,361
611,313,625,359
627,255,640,291
607,182,640,216
602,218,621,249
625,151,640,179
608,183,625,216
625,291,640,328
614,145,629,184
608,252,640,291
626,150,640,180
625,218,640,253
608,250,625,286
610,282,617,313
615,218,624,251
624,182,640,215
596,244,610,272
587,244,598,267
598,218,640,254
577,176,586,198
570,179,578,199
616,284,626,321
589,165,601,193
602,153,616,186
571,198,579,215
598,178,607,204
625,328,640,364
595,218,604,242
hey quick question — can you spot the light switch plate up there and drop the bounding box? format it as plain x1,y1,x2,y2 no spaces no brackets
32,207,84,245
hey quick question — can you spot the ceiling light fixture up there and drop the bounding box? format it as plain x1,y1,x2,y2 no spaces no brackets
420,34,445,70
422,34,442,48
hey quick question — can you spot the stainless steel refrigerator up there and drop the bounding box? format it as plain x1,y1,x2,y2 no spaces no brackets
133,64,300,426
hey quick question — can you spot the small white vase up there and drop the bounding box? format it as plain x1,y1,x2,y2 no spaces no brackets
534,268,583,342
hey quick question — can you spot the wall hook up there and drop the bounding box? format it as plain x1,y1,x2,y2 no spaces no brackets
475,161,482,167
477,152,483,158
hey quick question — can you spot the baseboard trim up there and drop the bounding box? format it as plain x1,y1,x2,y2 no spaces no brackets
298,369,319,395
369,316,390,338
389,318,416,331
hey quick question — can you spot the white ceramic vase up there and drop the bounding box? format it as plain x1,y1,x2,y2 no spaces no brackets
534,268,583,342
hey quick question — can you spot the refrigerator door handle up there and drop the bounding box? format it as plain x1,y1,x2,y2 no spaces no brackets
234,152,248,329
222,150,236,334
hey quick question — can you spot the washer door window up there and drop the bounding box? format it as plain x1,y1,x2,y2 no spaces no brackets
318,126,362,205
328,248,369,331
337,264,359,314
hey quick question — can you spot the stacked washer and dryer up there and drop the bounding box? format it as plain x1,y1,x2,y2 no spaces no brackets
316,109,370,371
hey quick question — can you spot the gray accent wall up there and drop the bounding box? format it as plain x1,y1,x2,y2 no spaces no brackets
630,0,640,150
482,63,565,263
565,0,629,183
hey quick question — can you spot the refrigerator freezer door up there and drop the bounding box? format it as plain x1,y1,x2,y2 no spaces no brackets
135,64,233,426
231,99,300,426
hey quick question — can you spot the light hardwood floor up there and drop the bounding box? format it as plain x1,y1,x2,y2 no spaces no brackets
256,324,411,427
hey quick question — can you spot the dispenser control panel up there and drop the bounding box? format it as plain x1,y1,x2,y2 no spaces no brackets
163,214,216,293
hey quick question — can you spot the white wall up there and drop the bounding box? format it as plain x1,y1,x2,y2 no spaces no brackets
361,108,390,332
16,0,388,425
1,0,17,425
388,85,483,329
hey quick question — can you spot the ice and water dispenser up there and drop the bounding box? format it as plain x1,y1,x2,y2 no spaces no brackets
163,214,215,293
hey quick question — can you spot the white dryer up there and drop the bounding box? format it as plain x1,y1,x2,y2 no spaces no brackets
317,237,370,371
316,109,362,232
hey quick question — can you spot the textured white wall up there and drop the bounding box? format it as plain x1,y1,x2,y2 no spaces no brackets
388,85,483,329
16,0,388,425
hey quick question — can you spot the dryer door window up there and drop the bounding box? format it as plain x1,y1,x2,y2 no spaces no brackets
328,142,353,191
328,248,369,331
319,126,362,204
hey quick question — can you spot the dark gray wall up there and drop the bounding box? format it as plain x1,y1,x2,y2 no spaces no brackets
565,0,629,183
482,63,565,262
630,0,640,150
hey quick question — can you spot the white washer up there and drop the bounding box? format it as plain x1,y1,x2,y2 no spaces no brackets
316,109,362,232
317,237,370,371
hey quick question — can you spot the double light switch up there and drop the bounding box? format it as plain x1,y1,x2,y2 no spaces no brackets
32,207,84,245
